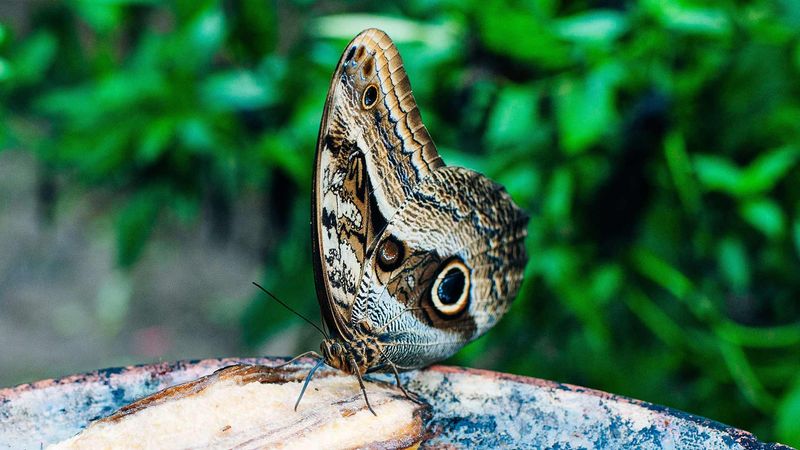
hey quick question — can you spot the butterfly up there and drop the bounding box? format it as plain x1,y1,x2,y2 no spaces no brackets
283,28,528,414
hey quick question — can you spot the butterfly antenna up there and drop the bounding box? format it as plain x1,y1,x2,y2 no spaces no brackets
252,282,328,339
294,358,326,411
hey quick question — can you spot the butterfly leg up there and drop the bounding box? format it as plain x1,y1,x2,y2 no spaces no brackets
349,357,377,416
387,360,423,405
294,358,326,411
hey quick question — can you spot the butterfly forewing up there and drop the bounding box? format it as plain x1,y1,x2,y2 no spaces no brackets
312,28,445,338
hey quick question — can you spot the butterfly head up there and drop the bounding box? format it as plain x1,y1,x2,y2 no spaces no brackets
320,339,347,372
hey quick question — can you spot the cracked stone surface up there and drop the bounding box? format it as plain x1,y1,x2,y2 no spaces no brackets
0,358,790,449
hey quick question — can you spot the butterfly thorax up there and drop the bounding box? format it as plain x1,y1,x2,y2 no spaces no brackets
320,335,382,376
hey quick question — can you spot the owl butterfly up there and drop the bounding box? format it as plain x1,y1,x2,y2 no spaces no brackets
295,28,528,413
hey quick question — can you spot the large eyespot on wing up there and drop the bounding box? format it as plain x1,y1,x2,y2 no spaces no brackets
430,258,471,317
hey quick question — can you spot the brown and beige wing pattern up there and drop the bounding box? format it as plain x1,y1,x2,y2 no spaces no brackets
311,28,528,377
311,28,445,336
352,166,529,370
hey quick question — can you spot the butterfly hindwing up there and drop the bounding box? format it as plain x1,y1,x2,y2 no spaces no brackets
351,166,529,369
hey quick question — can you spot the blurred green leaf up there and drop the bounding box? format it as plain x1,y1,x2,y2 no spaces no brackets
138,117,175,163
794,218,800,258
478,0,569,68
544,168,572,222
643,0,731,36
257,133,307,183
739,198,785,239
179,117,215,152
664,132,701,213
485,84,542,150
718,321,800,348
496,164,540,208
202,70,279,110
169,191,200,224
73,2,123,32
590,264,623,305
312,14,460,49
116,189,163,268
776,376,800,447
165,5,227,70
85,0,161,4
537,245,578,286
555,10,628,43
718,341,775,412
632,248,693,299
631,247,720,324
694,155,742,194
0,58,11,82
695,147,799,198
718,237,750,293
9,31,57,85
556,62,623,154
794,41,800,72
190,7,226,53
625,289,685,347
740,146,800,194
36,71,166,126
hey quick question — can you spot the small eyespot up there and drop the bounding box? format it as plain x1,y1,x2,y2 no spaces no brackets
430,259,471,316
362,58,374,76
376,236,404,272
355,45,366,61
362,85,378,109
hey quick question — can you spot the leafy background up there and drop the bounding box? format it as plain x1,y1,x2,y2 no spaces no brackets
1,0,800,445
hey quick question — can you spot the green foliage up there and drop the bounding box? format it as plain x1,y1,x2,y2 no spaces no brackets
3,0,800,444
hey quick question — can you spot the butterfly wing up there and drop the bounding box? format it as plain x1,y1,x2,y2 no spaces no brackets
312,29,444,339
352,166,529,371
